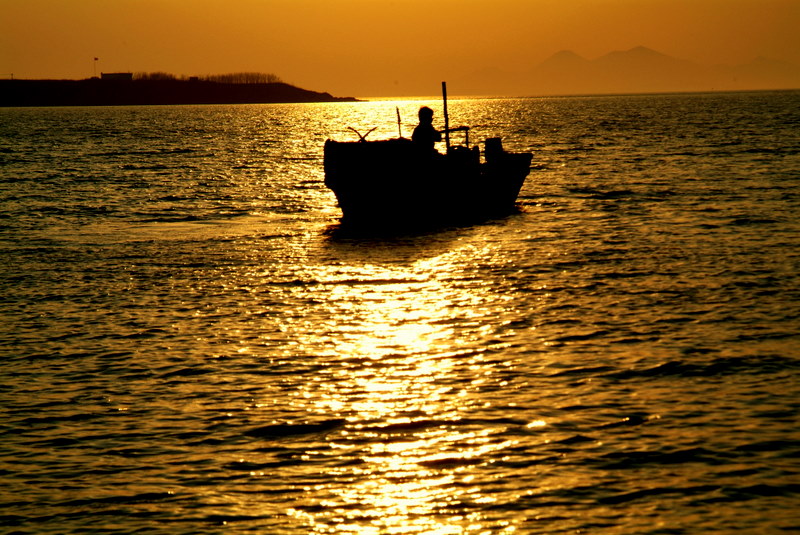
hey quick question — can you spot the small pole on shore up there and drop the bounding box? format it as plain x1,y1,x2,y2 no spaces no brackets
442,81,450,151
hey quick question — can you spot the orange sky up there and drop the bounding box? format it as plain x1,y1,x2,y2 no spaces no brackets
1,0,798,97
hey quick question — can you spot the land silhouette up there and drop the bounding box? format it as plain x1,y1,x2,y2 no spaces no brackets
456,46,800,96
4,49,798,103
0,72,357,107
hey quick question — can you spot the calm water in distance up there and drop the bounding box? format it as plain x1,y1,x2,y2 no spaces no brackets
1,91,799,534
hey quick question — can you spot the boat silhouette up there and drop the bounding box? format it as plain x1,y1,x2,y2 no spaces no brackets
324,83,532,229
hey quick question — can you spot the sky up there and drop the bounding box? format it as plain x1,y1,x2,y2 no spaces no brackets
1,0,799,97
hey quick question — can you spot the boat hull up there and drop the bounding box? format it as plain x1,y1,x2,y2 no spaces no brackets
323,138,532,228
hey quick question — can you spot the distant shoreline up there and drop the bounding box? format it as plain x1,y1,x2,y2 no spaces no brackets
0,79,359,107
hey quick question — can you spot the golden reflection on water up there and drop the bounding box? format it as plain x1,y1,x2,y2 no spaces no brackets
287,245,520,533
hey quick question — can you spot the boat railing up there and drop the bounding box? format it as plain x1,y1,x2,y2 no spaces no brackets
444,125,470,147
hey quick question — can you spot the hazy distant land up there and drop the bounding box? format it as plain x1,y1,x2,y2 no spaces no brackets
457,46,800,96
0,73,357,107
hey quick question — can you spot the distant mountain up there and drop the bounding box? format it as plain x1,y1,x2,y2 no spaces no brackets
539,50,589,70
456,46,800,96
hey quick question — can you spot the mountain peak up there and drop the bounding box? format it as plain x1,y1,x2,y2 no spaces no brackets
539,50,587,68
626,46,663,56
600,46,672,61
551,50,585,60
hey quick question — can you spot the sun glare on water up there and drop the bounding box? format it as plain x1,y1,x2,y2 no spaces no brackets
281,247,523,532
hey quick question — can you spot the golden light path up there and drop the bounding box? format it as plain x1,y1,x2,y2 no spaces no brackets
283,241,526,533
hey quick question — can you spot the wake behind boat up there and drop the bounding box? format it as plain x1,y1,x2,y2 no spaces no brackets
324,83,533,229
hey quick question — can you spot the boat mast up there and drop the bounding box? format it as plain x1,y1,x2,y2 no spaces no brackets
396,106,402,138
442,81,450,151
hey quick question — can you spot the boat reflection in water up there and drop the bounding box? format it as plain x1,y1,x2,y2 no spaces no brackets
324,83,533,230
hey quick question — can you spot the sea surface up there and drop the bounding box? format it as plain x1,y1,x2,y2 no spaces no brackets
1,91,799,534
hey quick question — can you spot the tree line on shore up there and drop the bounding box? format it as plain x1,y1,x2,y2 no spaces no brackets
133,72,284,84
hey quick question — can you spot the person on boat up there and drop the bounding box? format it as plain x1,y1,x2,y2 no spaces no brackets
412,106,441,153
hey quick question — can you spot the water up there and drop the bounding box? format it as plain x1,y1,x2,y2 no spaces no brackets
1,92,799,534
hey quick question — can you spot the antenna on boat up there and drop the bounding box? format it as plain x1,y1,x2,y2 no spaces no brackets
396,106,402,138
442,81,450,151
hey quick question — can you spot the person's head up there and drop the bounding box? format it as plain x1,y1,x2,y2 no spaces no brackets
418,106,434,124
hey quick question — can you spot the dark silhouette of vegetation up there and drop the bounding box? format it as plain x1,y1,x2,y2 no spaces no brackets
134,71,179,81
203,72,283,84
133,72,283,84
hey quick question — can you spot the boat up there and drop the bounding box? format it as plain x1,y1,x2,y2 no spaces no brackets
323,83,532,229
